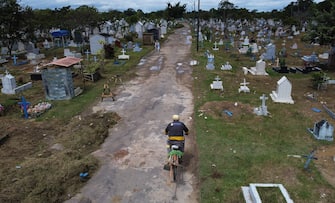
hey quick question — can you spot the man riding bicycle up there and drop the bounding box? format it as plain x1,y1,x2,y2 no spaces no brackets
165,115,189,153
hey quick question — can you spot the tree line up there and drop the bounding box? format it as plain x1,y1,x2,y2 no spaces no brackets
1,0,334,56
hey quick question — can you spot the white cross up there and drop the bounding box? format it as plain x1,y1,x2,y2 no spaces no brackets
121,49,126,55
215,76,221,81
240,78,249,87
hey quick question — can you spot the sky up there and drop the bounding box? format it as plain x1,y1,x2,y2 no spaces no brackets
19,0,325,13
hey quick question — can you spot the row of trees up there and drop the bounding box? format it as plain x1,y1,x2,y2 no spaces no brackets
0,0,334,55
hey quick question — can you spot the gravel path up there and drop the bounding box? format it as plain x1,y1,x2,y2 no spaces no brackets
65,23,198,203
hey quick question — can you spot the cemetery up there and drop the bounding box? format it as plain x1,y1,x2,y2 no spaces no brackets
1,1,335,202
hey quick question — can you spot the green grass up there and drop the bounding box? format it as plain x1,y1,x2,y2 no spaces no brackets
190,26,335,202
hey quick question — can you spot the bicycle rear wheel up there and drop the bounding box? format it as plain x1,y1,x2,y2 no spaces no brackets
173,165,178,182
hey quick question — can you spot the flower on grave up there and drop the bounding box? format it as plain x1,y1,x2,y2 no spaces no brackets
27,102,52,114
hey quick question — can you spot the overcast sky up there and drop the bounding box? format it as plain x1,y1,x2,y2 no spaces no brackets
19,0,324,13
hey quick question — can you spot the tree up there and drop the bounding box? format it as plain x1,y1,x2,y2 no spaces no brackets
0,0,27,55
166,2,186,20
218,0,236,24
309,0,335,68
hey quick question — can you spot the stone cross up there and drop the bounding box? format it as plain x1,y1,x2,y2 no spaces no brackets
260,94,268,108
18,96,30,119
215,76,221,81
240,78,249,87
121,48,126,55
12,54,18,65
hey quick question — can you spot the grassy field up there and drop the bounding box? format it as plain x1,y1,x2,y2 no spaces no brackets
190,30,335,202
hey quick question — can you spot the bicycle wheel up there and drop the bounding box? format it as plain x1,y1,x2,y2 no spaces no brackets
173,165,178,182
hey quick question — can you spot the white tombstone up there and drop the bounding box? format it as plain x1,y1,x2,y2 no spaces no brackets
218,39,224,45
238,78,250,93
319,52,329,60
238,46,249,54
1,71,17,94
242,36,249,47
118,49,130,60
221,61,232,70
68,40,77,47
270,76,294,104
250,43,258,53
250,59,268,75
291,42,298,49
64,49,75,57
210,76,223,91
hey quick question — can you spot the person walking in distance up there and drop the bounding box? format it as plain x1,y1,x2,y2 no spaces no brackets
155,40,160,52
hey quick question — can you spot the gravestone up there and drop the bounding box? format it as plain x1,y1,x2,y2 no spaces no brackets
118,49,130,60
42,57,82,100
270,76,294,104
250,43,258,53
261,43,276,61
254,94,269,116
242,36,249,47
308,119,334,141
133,43,142,52
210,76,223,91
42,67,75,100
212,41,219,51
1,71,16,94
249,59,268,75
12,54,18,65
127,41,133,50
291,42,298,50
64,49,75,57
206,54,215,70
221,61,232,70
238,78,250,93
43,40,51,49
302,52,319,67
239,46,249,54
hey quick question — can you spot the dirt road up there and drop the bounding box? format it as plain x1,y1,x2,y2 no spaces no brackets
66,23,198,203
